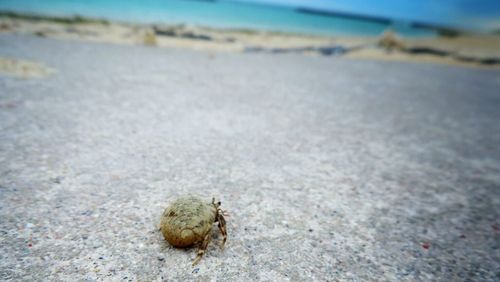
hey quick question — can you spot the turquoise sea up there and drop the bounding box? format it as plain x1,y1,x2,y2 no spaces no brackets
0,0,435,37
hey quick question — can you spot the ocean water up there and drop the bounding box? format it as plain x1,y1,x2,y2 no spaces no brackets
0,0,435,37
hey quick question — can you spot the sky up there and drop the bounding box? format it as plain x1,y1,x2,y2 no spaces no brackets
236,0,500,31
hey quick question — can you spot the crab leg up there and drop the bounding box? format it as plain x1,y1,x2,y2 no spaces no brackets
217,212,227,249
192,231,212,266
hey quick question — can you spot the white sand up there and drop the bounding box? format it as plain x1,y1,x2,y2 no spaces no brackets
0,34,499,281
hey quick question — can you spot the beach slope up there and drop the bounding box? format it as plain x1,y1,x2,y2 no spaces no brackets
0,34,499,281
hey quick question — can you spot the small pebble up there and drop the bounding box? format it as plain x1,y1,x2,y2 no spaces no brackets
50,176,63,184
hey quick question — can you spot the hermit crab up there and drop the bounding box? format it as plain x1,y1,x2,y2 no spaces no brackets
160,196,227,265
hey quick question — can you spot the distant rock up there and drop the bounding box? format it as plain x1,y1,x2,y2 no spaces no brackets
377,30,406,51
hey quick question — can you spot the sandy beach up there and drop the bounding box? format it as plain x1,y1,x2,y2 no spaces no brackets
1,13,500,69
1,30,499,280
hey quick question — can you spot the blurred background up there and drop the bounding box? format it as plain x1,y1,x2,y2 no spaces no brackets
1,0,499,66
1,1,499,281
1,0,500,34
